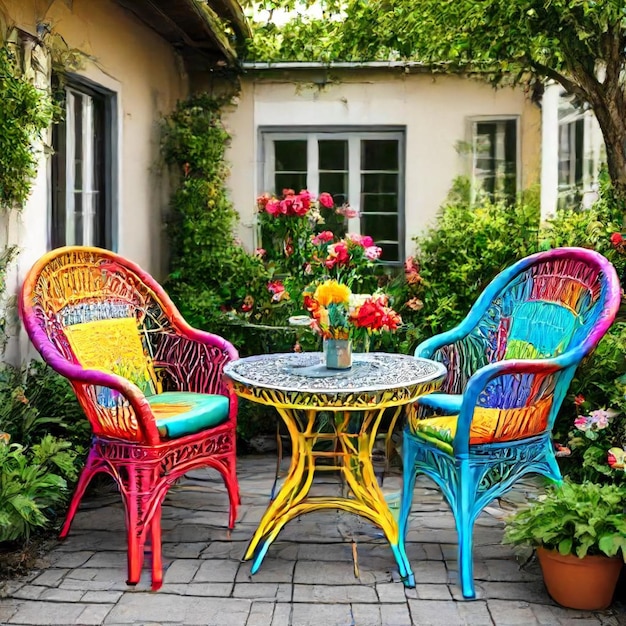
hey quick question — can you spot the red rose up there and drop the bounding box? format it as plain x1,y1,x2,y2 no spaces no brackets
574,394,585,406
610,232,624,246
318,192,334,208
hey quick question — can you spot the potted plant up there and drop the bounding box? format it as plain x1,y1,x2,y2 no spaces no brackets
503,481,626,610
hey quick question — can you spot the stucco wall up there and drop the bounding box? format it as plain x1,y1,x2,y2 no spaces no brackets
3,0,188,362
9,0,187,279
224,69,541,254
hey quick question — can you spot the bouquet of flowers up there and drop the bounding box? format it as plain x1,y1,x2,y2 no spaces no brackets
303,279,402,347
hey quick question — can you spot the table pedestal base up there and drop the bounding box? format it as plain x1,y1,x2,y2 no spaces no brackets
244,406,412,580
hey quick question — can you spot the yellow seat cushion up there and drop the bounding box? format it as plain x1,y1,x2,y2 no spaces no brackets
148,392,230,439
64,317,160,395
412,396,552,455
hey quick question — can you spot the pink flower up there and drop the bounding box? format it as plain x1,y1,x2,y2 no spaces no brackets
336,204,358,219
267,281,287,302
256,193,271,209
364,246,382,261
360,235,374,248
279,197,292,215
265,199,280,216
255,248,266,258
298,190,312,210
588,409,615,429
312,231,334,245
574,416,590,431
406,297,424,311
290,198,305,216
318,192,334,208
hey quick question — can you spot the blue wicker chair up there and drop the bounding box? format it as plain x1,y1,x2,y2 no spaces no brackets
396,247,621,598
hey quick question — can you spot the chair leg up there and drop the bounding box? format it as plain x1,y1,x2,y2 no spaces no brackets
59,448,99,539
397,432,420,587
149,505,163,591
456,462,477,599
222,454,239,529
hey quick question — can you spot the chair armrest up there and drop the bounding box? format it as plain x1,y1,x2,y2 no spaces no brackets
452,351,581,456
37,347,162,444
152,327,238,396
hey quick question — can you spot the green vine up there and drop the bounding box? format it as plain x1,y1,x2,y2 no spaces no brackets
161,93,269,331
0,44,56,211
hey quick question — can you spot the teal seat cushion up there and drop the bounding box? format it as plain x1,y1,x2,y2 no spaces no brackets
147,391,230,439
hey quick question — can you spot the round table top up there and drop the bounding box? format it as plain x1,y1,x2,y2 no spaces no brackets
224,352,446,409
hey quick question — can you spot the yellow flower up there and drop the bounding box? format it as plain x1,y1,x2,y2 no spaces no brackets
314,280,351,306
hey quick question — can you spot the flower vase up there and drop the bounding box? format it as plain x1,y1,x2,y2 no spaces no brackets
325,339,352,370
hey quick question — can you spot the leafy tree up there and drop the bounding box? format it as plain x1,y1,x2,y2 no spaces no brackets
245,0,626,211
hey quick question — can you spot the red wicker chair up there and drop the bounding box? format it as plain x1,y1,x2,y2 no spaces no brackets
20,246,240,590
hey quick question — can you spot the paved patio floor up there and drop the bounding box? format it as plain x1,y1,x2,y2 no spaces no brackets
1,454,625,626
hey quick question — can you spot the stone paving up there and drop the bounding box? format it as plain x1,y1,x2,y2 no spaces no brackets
1,454,625,626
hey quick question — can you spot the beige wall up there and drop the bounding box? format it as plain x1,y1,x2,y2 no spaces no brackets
224,69,541,255
3,0,188,363
9,0,187,279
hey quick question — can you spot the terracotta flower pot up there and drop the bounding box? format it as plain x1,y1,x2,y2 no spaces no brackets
537,546,624,610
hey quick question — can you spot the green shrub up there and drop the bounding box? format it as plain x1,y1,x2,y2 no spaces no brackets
0,362,88,453
0,435,77,543
410,180,541,342
161,93,270,330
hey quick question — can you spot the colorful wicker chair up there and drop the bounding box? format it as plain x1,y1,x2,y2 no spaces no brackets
19,246,240,590
397,247,621,598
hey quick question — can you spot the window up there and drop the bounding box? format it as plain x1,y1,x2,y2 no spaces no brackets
556,94,604,210
51,77,116,248
262,129,405,264
470,118,518,204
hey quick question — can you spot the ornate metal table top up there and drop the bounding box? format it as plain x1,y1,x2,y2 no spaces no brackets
224,352,446,410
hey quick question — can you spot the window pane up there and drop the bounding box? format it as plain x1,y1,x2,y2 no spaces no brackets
361,140,398,170
275,140,307,172
319,140,348,170
275,173,307,194
378,243,399,263
474,120,516,202
319,172,348,205
73,193,83,244
361,193,398,213
362,173,398,193
73,93,83,189
361,214,398,241
52,79,112,249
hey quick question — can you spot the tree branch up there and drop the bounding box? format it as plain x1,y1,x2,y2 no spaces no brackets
528,59,588,102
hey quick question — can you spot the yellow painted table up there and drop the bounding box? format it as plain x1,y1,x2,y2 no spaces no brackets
224,352,446,578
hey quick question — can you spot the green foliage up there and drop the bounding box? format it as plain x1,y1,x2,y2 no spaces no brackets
0,436,77,543
161,93,270,329
409,180,540,341
503,481,626,560
0,45,56,210
541,170,626,283
0,362,88,451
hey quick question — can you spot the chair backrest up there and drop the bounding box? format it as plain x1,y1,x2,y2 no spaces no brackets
20,246,233,443
418,247,621,440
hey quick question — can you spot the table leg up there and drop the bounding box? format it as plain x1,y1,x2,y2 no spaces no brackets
244,404,414,582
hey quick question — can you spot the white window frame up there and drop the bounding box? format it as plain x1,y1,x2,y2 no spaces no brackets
468,115,520,205
51,74,117,250
260,128,405,264
557,95,605,209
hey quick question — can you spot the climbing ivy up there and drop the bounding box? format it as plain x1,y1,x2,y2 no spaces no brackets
161,93,269,330
0,44,56,211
